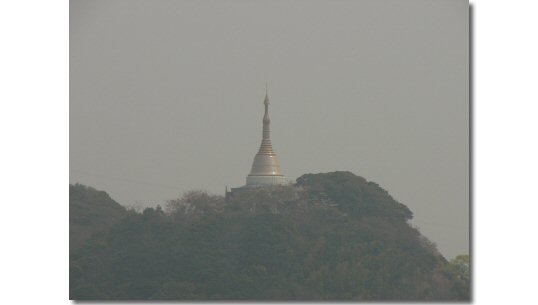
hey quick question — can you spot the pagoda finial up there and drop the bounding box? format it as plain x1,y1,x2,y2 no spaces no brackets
264,82,269,105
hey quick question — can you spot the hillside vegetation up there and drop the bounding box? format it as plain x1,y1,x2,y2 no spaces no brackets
70,171,469,300
70,184,127,251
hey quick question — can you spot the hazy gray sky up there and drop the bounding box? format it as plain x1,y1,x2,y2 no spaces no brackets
70,0,469,258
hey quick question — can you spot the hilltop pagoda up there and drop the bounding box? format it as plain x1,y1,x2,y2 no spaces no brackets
227,86,286,198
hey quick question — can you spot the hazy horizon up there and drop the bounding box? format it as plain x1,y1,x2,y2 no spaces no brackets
70,0,469,259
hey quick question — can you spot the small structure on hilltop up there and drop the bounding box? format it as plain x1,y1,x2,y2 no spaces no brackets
226,85,286,199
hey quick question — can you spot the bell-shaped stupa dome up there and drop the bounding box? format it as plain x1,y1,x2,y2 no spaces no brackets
246,85,286,186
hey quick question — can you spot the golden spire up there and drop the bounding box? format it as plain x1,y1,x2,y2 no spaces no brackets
260,83,273,154
265,82,268,103
246,85,285,185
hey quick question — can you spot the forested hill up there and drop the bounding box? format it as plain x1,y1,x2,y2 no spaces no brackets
69,171,469,300
69,184,127,251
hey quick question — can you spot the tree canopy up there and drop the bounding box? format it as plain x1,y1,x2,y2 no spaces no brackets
69,183,128,251
70,172,469,300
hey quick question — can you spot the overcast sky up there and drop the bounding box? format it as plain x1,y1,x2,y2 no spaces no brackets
70,0,469,259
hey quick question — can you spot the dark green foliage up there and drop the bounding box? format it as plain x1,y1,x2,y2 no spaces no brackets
70,183,128,251
296,171,413,220
70,172,469,300
440,254,470,299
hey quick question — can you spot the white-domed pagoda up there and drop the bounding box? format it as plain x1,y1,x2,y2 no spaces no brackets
227,85,286,198
246,86,286,186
